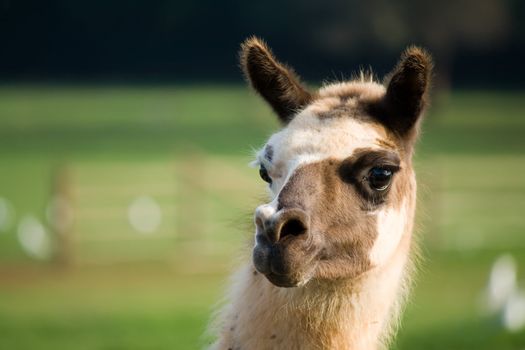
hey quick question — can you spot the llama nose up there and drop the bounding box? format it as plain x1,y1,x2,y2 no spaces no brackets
255,207,309,243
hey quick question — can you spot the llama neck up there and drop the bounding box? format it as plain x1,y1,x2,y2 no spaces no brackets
212,235,412,350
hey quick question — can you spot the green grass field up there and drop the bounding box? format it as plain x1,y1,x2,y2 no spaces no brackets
0,86,524,349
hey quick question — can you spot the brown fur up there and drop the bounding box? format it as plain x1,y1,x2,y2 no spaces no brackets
273,158,378,282
209,38,432,350
240,37,314,123
367,46,433,137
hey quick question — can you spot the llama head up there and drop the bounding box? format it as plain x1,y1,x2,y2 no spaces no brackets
241,37,432,288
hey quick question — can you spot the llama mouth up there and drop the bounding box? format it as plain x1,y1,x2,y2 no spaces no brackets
253,239,310,288
264,271,302,288
252,240,272,275
253,239,287,276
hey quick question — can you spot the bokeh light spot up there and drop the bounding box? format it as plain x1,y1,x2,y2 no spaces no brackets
17,214,52,260
127,196,162,234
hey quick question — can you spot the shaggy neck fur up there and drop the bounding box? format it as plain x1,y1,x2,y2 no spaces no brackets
211,194,416,350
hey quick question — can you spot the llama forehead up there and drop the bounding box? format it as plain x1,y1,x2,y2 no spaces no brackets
263,99,394,175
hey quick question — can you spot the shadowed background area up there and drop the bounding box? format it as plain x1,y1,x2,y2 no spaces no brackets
0,1,524,349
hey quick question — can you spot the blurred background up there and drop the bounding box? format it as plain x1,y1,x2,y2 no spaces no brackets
0,0,524,349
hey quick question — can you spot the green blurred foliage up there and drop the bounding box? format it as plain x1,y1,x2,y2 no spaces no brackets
0,86,524,349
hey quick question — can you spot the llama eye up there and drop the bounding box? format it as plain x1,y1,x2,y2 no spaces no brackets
259,165,272,184
367,167,393,191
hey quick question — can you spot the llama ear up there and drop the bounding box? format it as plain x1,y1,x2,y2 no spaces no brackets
240,37,313,124
371,46,433,135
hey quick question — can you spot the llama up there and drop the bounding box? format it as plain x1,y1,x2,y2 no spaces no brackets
209,37,432,350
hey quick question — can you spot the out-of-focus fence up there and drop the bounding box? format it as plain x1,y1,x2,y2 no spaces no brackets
44,156,258,266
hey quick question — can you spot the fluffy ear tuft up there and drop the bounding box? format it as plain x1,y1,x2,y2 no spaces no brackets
371,46,433,136
240,37,313,124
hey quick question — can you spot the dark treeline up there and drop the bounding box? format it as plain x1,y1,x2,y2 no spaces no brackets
1,0,523,88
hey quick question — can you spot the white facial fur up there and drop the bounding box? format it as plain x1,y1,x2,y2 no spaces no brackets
253,82,411,268
256,103,385,196
370,201,408,266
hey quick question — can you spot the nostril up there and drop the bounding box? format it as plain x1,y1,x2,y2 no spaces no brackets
279,218,307,239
